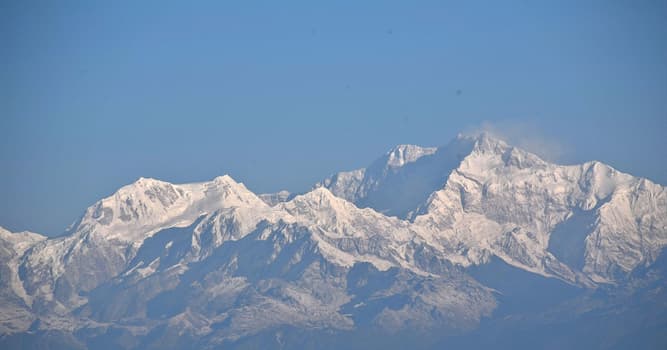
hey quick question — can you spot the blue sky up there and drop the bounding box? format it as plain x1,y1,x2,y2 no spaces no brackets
1,1,666,235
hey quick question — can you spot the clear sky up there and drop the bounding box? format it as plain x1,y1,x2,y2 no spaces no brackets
2,1,666,235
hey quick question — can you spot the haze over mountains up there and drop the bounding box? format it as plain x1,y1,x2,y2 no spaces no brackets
1,133,666,349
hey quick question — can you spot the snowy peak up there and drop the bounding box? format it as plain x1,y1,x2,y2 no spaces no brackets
316,136,473,218
310,132,666,284
294,186,339,203
77,177,190,233
282,187,353,217
277,187,427,273
73,175,268,242
456,132,546,173
383,144,437,168
316,144,438,199
314,168,366,203
412,136,667,282
281,187,402,235
0,227,46,256
2,132,667,348
578,161,634,202
197,174,268,209
284,187,410,223
466,132,510,153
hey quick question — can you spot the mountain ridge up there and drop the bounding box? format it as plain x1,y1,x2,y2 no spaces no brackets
1,133,665,349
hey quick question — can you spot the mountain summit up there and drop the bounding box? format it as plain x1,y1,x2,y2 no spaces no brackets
1,133,666,349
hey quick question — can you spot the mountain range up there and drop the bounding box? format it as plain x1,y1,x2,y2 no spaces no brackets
1,133,666,349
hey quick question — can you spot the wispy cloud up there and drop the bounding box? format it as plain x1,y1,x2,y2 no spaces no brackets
462,120,569,162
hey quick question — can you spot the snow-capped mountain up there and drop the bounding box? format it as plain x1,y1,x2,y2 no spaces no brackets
0,228,45,334
320,133,667,285
315,141,469,219
1,133,665,349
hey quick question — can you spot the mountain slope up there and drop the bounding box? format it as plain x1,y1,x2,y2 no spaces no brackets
316,141,472,218
17,175,271,312
317,133,667,284
412,134,667,283
0,228,46,333
1,133,666,349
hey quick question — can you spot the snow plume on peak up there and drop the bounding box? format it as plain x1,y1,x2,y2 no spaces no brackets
457,131,538,161
461,120,567,162
469,132,509,152
414,140,667,282
457,134,547,175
